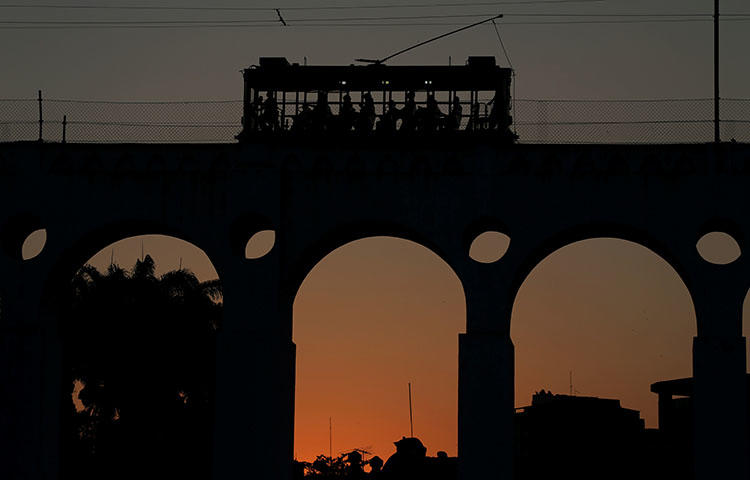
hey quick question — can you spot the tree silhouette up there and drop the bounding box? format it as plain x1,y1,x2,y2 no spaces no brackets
63,255,222,480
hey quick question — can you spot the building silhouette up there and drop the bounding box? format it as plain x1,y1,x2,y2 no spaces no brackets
514,390,646,480
650,374,750,479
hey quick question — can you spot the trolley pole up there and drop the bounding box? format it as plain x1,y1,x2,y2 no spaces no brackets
714,0,720,144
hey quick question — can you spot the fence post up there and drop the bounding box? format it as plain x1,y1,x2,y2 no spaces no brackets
714,0,720,144
62,115,67,144
37,90,43,142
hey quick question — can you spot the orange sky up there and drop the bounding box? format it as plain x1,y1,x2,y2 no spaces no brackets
75,233,748,463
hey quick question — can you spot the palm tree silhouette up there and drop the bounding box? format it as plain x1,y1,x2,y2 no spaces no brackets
64,255,222,480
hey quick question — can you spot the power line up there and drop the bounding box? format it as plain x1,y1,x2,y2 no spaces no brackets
0,14,509,25
3,18,750,29
0,0,607,11
5,13,750,25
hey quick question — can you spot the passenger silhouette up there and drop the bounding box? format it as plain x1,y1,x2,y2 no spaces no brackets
400,91,417,132
378,99,399,134
339,93,357,132
261,92,278,132
423,93,441,132
487,94,511,132
358,92,376,134
313,92,333,132
447,96,462,131
293,104,313,133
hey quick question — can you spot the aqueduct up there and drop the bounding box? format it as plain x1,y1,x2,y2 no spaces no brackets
1,141,749,479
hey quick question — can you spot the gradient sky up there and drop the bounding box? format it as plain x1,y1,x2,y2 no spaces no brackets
7,0,749,464
76,232,748,462
1,0,748,100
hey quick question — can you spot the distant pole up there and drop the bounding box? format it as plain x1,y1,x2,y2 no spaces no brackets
714,0,720,144
408,383,414,437
569,371,573,396
37,90,43,142
62,115,67,144
329,417,332,459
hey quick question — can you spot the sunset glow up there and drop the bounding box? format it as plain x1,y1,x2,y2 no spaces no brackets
82,234,747,463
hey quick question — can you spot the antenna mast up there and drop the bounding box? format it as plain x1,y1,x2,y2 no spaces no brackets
569,371,573,396
408,383,414,437
329,417,333,459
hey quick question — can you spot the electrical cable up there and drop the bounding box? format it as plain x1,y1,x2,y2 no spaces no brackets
4,18,750,29
0,0,607,12
6,13,745,25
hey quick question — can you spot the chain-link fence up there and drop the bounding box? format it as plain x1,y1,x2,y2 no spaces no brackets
1,96,748,144
512,98,750,144
0,98,243,144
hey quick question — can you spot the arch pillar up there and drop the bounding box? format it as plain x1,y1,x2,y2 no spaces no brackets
691,271,748,480
0,260,63,480
458,266,514,480
212,253,295,480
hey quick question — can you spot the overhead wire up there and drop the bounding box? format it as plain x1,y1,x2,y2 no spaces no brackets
5,13,750,25
2,18,749,29
0,6,749,30
0,0,608,11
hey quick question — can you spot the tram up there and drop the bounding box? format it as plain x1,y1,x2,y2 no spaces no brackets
236,56,515,142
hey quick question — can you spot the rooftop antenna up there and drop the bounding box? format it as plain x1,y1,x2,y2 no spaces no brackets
355,14,503,65
110,249,114,267
179,257,183,270
329,417,333,460
569,371,573,396
140,239,144,261
408,383,414,437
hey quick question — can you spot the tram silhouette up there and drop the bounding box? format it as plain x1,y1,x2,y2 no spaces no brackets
237,56,515,142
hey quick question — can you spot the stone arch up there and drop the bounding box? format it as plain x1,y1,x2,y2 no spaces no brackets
511,238,697,401
507,222,697,318
45,222,225,480
291,231,467,462
40,219,223,315
287,220,464,302
509,233,698,478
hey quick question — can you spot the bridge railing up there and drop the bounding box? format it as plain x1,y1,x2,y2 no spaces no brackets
1,97,748,144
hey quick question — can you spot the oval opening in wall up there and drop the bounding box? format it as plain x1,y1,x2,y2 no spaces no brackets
22,229,47,261
245,230,276,260
696,232,741,265
469,231,511,264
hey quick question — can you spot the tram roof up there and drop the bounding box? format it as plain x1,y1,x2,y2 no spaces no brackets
243,57,512,93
